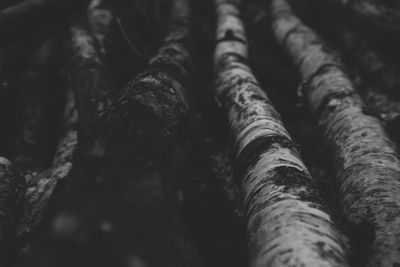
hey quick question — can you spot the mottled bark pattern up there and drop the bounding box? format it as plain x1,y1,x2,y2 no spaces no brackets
214,0,349,266
271,0,400,266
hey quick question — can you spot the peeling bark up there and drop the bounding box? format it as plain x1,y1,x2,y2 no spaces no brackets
271,0,400,266
214,0,349,266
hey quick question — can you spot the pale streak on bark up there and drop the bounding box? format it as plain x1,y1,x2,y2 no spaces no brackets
214,0,349,266
16,89,77,257
271,0,400,266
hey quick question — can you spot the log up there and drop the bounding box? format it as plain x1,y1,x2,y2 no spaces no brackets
213,0,350,266
271,0,400,266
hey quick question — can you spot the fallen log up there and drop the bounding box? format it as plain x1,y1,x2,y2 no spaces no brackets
213,0,349,266
271,0,400,266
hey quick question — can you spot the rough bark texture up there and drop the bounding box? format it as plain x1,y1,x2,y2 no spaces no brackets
214,0,349,266
271,0,400,266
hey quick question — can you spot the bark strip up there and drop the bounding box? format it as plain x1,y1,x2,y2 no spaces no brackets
214,0,349,266
271,0,400,266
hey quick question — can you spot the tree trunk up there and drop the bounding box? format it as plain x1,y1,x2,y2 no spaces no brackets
271,0,400,266
213,0,349,266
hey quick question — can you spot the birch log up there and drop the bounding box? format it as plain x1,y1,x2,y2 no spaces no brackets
214,0,349,266
271,0,400,266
